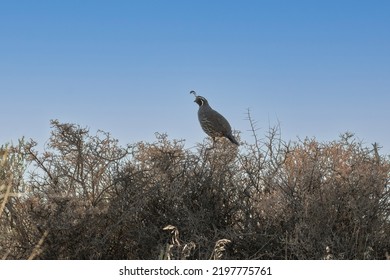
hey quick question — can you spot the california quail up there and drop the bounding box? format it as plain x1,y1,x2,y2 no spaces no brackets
190,90,239,146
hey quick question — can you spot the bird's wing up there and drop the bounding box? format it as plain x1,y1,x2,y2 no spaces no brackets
207,109,232,133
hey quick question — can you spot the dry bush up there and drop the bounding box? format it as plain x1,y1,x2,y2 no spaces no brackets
1,120,129,259
107,133,241,259
0,140,29,259
274,134,390,259
1,120,389,259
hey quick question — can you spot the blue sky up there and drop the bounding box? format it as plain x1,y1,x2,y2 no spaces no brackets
1,0,389,153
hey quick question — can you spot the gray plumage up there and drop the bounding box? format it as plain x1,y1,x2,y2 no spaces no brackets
190,91,239,146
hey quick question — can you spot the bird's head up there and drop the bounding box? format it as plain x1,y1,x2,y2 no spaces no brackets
194,95,208,107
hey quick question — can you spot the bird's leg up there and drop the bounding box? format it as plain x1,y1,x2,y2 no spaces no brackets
211,137,218,149
206,137,216,151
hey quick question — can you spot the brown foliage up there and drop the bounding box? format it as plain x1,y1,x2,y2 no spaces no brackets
1,120,389,259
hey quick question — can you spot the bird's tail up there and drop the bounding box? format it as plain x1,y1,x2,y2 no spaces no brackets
227,134,239,146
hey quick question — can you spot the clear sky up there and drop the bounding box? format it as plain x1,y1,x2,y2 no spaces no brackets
1,0,389,153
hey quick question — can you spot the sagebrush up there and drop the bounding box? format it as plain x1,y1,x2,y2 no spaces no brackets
1,120,389,259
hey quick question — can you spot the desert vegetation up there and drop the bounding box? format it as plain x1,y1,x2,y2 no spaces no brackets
1,118,389,259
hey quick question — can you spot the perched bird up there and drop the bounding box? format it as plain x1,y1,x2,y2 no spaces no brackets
190,90,239,146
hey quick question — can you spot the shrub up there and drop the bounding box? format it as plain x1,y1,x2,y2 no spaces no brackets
1,120,389,259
